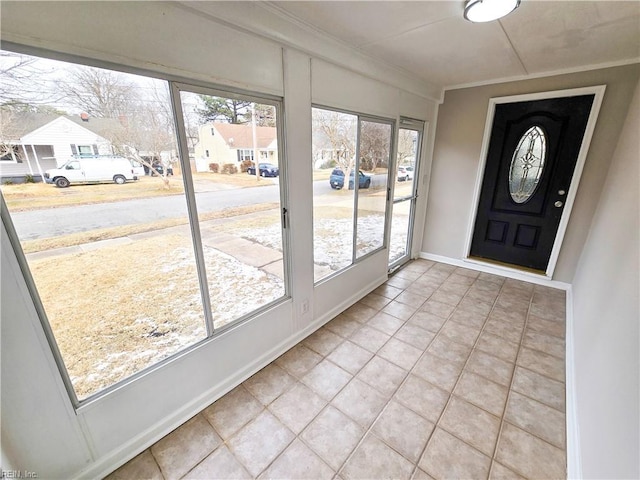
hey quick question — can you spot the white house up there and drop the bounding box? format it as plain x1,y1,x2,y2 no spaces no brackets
0,112,118,182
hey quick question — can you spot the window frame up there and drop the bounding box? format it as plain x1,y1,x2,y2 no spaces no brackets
0,44,290,409
311,104,395,285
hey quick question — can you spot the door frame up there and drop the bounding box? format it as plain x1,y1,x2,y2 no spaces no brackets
463,85,606,278
388,117,425,271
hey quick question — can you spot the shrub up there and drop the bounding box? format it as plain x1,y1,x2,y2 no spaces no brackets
3,179,14,185
221,163,238,174
208,163,219,173
240,159,253,173
24,174,35,183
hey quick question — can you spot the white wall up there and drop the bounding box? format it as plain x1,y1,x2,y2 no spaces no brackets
422,64,640,282
571,77,640,479
0,2,439,478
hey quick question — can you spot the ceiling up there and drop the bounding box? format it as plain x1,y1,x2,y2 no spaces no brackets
267,0,640,89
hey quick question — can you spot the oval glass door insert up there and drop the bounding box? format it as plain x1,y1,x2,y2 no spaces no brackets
509,125,547,203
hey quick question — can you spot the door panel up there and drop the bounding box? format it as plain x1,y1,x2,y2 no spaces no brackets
470,95,594,271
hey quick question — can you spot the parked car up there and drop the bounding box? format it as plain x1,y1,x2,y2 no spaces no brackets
44,156,138,188
397,166,414,181
151,161,173,176
247,163,279,177
329,168,371,190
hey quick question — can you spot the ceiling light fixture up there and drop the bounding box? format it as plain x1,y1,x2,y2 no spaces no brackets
464,0,520,22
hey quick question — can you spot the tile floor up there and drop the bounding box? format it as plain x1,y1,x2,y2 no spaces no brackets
106,260,567,480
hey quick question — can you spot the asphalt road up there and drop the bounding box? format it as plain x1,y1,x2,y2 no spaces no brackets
9,178,354,241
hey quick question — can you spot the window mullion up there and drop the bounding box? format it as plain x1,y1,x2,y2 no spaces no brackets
169,82,215,337
352,117,362,263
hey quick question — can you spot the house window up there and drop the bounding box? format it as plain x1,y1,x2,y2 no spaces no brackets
238,149,254,162
1,49,288,405
311,107,393,283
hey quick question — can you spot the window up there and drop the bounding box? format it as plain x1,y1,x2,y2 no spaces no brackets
312,107,393,283
238,149,255,162
0,49,288,405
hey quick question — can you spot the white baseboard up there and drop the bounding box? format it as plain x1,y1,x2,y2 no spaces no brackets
79,274,387,480
565,286,582,479
419,252,571,290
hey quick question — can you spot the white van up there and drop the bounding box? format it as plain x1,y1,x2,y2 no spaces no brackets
44,156,139,188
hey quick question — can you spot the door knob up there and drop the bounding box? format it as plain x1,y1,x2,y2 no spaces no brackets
555,201,563,207
558,190,566,195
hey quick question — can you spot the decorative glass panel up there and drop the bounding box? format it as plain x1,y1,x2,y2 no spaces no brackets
509,126,547,204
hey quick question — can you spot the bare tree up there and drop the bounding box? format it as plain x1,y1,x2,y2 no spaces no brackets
312,108,357,180
359,121,391,171
0,52,63,109
65,67,137,118
397,129,417,166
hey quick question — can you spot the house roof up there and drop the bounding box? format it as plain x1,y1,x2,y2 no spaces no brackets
212,122,277,149
0,111,123,141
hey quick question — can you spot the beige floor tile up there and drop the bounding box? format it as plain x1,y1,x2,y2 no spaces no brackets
332,378,387,427
412,468,435,480
258,439,334,479
420,299,455,319
511,366,565,412
476,332,519,363
359,292,392,310
268,382,327,434
429,289,464,306
448,271,477,284
105,450,162,480
440,396,501,456
466,349,514,387
343,302,380,323
151,414,222,480
454,372,508,417
202,385,264,440
372,400,435,462
394,374,450,423
227,410,295,477
465,286,499,305
448,307,487,329
275,344,323,378
454,267,480,279
494,293,531,312
484,318,524,344
489,461,525,479
394,323,436,350
419,428,491,480
395,290,430,308
382,300,419,321
183,445,251,479
378,337,423,371
301,405,364,471
530,295,565,322
395,269,424,281
386,275,415,290
342,433,415,480
527,315,565,339
243,363,296,406
405,282,437,298
426,337,472,368
505,392,565,448
357,356,407,397
367,311,405,335
523,329,565,359
438,320,481,347
413,353,462,392
496,423,566,479
373,283,403,300
517,347,565,382
324,314,363,339
327,340,373,374
349,325,390,353
490,306,527,326
478,272,506,285
303,328,343,356
456,297,493,316
301,359,353,401
407,311,447,333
